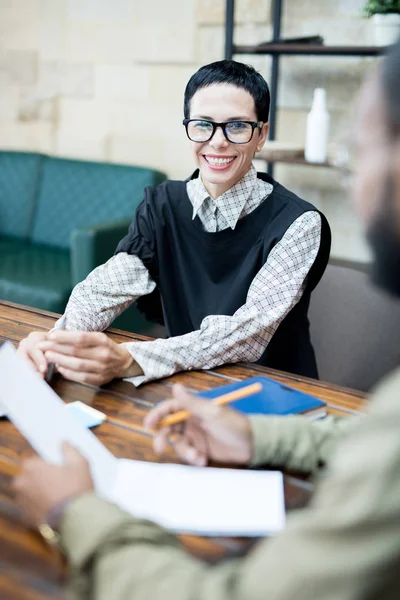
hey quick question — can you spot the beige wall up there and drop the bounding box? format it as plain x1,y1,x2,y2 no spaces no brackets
0,0,378,261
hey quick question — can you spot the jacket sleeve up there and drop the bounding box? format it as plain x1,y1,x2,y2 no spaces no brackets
248,413,359,475
60,369,400,600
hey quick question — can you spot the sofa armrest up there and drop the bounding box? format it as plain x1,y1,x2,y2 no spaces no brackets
70,218,131,286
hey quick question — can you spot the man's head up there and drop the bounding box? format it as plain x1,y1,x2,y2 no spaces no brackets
353,38,400,296
183,60,270,199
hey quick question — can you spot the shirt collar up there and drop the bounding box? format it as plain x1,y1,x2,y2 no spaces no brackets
189,165,259,230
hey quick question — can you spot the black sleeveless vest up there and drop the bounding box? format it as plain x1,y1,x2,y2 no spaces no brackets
116,172,331,378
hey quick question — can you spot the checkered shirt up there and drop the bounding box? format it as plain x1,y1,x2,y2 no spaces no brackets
60,166,321,385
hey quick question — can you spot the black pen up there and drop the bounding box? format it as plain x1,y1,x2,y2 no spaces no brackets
45,314,67,383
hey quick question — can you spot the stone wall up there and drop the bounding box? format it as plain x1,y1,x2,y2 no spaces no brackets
0,0,378,261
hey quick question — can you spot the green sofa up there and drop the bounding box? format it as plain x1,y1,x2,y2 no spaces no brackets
0,150,166,332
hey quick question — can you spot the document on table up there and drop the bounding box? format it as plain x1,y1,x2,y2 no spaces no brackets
113,459,285,536
0,342,286,536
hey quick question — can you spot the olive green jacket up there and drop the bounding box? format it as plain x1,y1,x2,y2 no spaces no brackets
61,369,400,600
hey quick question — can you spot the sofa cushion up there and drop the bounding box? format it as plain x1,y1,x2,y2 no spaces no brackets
0,151,42,238
31,156,165,249
0,236,71,313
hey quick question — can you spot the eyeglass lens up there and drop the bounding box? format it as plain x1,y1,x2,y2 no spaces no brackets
187,120,254,143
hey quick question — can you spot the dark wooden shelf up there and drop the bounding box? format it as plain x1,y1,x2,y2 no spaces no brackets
225,0,386,177
234,44,387,57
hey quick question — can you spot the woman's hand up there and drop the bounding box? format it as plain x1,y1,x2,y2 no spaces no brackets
18,331,49,376
38,331,143,386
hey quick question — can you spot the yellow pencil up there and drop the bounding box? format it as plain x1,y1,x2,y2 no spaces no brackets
157,381,262,429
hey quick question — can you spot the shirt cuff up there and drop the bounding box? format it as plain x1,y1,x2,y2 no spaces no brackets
122,341,176,386
48,317,65,334
47,495,79,529
123,374,150,387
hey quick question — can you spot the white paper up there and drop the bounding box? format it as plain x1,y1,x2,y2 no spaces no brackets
0,342,286,537
112,459,285,536
0,343,117,496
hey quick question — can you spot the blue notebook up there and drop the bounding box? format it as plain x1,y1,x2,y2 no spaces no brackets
197,376,326,418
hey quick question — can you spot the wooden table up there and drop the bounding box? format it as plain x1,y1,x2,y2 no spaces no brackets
0,301,367,599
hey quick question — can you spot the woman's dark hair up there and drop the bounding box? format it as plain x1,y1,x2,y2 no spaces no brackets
184,60,270,123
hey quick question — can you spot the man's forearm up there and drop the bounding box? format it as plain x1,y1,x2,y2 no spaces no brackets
61,384,400,600
249,414,359,475
61,374,400,600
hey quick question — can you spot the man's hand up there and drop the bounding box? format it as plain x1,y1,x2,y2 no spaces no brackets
12,442,94,527
18,331,49,376
38,331,143,386
144,384,254,467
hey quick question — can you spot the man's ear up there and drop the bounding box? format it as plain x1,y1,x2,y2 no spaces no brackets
256,122,269,153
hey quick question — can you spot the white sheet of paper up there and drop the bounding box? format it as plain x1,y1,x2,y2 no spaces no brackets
0,343,117,496
112,459,285,536
0,342,286,536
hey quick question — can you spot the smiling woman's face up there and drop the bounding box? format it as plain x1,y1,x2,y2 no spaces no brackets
188,83,268,199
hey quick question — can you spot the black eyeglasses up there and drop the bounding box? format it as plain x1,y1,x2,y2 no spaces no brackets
183,119,264,144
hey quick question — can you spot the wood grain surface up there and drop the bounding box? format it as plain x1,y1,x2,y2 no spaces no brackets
0,301,366,599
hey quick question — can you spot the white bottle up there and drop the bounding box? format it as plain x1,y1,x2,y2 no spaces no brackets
305,88,330,163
